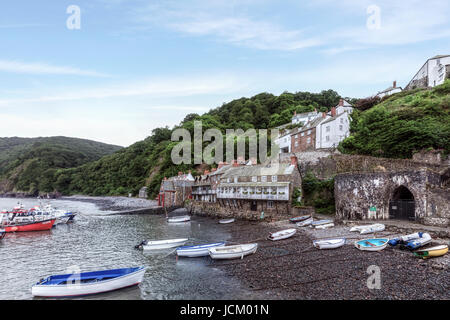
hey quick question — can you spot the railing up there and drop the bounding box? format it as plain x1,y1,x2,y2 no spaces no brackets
217,193,289,201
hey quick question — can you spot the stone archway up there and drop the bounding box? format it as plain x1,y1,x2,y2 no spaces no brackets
389,185,415,220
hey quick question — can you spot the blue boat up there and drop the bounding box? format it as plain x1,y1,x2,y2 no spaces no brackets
355,238,389,251
176,242,226,257
32,266,146,297
0,230,5,240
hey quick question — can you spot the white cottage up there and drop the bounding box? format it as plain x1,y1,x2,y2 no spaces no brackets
405,55,450,90
376,81,402,99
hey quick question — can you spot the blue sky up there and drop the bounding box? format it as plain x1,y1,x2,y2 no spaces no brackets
1,0,450,146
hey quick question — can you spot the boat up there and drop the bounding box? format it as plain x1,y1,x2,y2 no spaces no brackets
31,266,146,297
268,228,296,241
176,242,226,257
388,232,426,246
209,243,258,260
350,223,385,234
136,238,188,250
313,238,346,249
289,215,311,223
1,219,56,232
311,219,333,226
401,233,432,250
296,217,313,227
219,218,235,224
0,230,5,240
354,238,389,251
167,215,191,223
315,223,334,229
414,245,448,259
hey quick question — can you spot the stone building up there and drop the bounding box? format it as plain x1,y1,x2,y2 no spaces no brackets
158,171,194,208
290,116,324,153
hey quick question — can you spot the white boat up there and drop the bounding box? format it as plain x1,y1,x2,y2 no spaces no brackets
313,238,346,249
402,233,432,250
219,218,235,224
354,238,389,251
311,219,333,226
31,266,146,297
350,223,385,234
167,215,191,223
209,243,258,260
315,223,334,229
268,228,296,241
176,242,226,257
138,238,188,250
296,217,313,227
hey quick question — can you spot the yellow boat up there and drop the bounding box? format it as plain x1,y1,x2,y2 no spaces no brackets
414,245,448,259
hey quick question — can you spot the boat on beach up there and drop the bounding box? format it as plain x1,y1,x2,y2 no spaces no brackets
354,238,389,251
314,223,334,229
296,217,313,227
313,238,346,249
350,223,385,234
311,219,333,226
209,243,258,260
268,228,296,241
31,266,146,297
176,242,226,257
219,218,235,224
289,215,311,223
136,238,188,250
388,232,423,246
401,233,432,250
167,215,191,223
414,245,448,259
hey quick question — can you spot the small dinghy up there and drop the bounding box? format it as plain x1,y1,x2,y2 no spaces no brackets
135,238,188,250
315,223,334,229
268,228,296,241
355,238,389,251
350,223,385,234
176,242,225,257
388,232,423,246
401,233,432,250
31,266,146,297
296,217,313,227
289,215,311,223
219,218,235,224
311,219,333,226
414,245,448,259
313,238,346,250
167,215,191,223
209,243,258,260
0,230,5,240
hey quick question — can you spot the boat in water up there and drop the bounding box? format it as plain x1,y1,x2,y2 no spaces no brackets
136,238,188,250
219,218,235,224
0,210,56,232
0,229,5,240
289,215,311,223
167,215,191,223
350,223,385,234
176,242,226,257
313,238,346,250
354,238,389,251
31,266,146,297
209,243,258,260
268,228,296,241
414,245,448,259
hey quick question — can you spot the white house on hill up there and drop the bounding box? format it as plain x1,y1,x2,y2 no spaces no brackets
405,55,450,90
316,107,351,149
376,81,402,99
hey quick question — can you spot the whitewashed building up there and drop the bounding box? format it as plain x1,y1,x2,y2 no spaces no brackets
292,110,320,126
376,81,402,99
405,55,450,90
275,132,292,154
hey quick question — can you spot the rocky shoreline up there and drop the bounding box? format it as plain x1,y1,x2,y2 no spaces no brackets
207,218,449,300
61,195,159,212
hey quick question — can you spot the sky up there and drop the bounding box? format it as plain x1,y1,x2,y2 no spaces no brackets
1,0,450,146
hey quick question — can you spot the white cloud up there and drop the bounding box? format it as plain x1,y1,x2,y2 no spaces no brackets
0,60,109,77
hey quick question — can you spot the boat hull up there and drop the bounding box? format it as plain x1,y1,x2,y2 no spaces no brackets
268,229,296,241
167,216,191,223
177,242,225,257
314,223,334,229
296,217,313,227
3,219,55,232
31,267,146,297
289,215,311,223
355,238,389,251
219,218,235,224
313,238,346,249
0,231,5,240
142,238,188,250
209,244,258,260
414,245,448,259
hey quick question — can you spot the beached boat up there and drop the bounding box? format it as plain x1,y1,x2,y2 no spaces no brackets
176,242,225,257
137,238,188,250
315,223,334,229
402,233,432,250
354,238,389,251
2,219,56,232
388,232,423,246
31,266,146,297
296,217,313,227
268,228,296,241
350,223,385,234
219,218,235,224
414,245,448,259
167,215,191,223
209,243,258,260
311,219,333,226
313,238,346,249
289,215,311,223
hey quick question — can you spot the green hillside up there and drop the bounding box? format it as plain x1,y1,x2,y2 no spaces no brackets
339,79,450,158
0,136,122,194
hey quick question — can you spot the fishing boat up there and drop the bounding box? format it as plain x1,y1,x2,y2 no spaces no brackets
313,238,346,249
350,223,385,234
296,217,313,227
31,266,146,297
401,233,432,250
289,215,311,223
0,230,5,240
315,223,334,229
354,238,389,251
311,219,333,226
268,228,296,241
414,245,448,259
176,242,226,257
1,219,56,232
209,243,258,260
136,238,188,250
219,218,235,224
167,215,191,223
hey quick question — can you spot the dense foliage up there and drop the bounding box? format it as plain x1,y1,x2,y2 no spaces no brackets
301,171,335,214
339,80,450,158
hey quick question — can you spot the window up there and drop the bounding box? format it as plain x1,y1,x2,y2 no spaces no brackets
227,178,231,183
326,136,330,142
267,201,274,208
340,118,344,124
295,141,298,147
261,176,267,182
339,125,343,131
295,134,298,139
234,177,238,183
307,130,311,135
252,176,257,182
326,126,330,132
307,137,311,144
271,175,277,182
301,132,305,137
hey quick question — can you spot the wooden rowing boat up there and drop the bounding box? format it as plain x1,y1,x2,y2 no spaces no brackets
167,215,191,223
268,228,296,241
296,217,313,227
208,243,258,260
289,215,311,223
219,218,235,224
354,238,389,251
313,238,346,249
176,242,225,257
137,238,188,250
414,245,448,259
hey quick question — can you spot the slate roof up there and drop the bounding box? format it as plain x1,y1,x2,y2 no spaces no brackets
221,163,295,178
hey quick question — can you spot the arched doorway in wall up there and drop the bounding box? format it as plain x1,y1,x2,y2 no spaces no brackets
389,186,415,220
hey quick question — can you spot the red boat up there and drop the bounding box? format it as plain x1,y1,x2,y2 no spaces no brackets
2,219,56,232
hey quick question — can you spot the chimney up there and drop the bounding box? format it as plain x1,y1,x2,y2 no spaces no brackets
232,159,240,167
339,99,344,107
164,177,167,180
211,168,217,172
250,157,257,165
331,107,337,117
393,80,397,88
322,112,327,118
218,161,224,169
178,171,183,176
294,111,297,116
290,155,298,167
314,108,317,113
204,170,210,175
237,156,245,164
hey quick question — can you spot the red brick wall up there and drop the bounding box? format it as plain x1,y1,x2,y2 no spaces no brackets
291,128,316,152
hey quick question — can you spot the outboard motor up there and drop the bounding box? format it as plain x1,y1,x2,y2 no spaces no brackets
134,240,147,250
